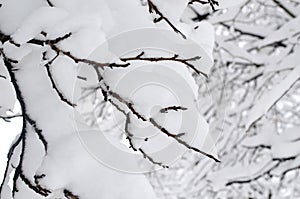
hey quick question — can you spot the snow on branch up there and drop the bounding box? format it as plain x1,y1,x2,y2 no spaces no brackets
20,32,219,166
246,67,300,130
0,48,52,197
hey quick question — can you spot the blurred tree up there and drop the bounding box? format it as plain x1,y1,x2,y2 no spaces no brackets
150,0,300,198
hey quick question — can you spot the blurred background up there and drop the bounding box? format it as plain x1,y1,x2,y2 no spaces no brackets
146,0,300,198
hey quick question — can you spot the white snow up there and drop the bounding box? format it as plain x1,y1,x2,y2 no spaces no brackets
246,66,300,130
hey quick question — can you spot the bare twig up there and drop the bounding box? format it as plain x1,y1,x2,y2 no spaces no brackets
189,0,219,11
49,43,130,69
272,0,296,18
46,0,54,7
124,113,138,152
89,65,220,162
44,52,76,107
20,173,51,197
220,22,265,40
0,114,22,122
125,113,169,168
146,0,187,39
120,51,206,77
64,189,79,199
139,148,169,168
149,117,220,162
160,106,188,113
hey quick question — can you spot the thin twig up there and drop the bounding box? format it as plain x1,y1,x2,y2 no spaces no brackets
0,114,22,122
272,0,296,18
0,74,6,79
189,0,219,11
125,113,169,168
64,189,79,199
160,106,188,113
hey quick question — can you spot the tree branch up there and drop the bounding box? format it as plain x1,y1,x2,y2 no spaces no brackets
0,48,49,196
